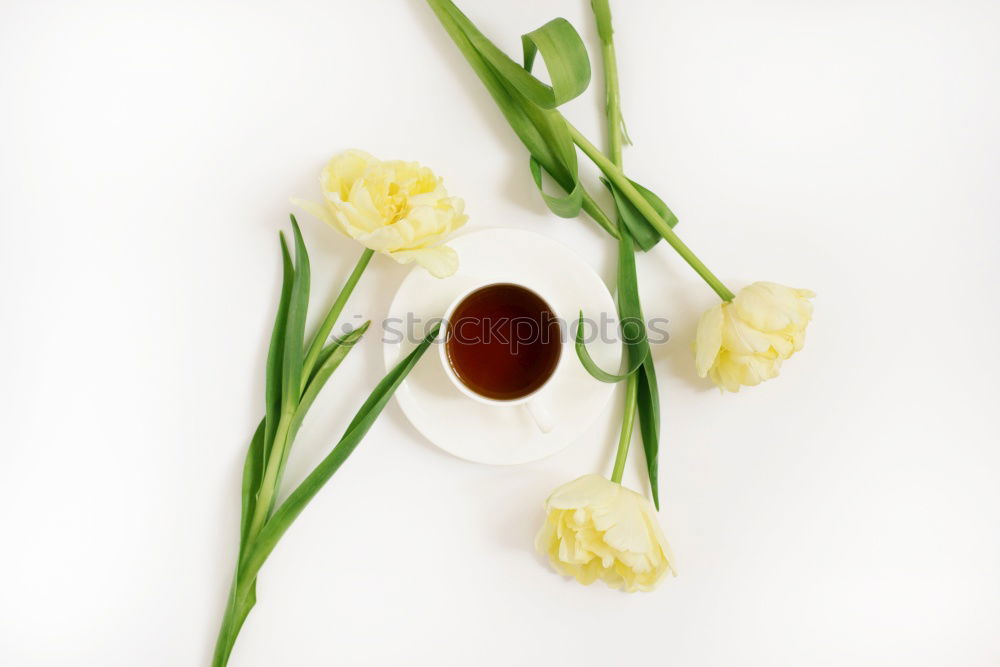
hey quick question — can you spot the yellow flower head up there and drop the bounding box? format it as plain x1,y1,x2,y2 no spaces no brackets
294,150,468,278
536,474,676,592
694,281,815,392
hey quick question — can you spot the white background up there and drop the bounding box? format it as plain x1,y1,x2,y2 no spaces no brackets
2,0,998,665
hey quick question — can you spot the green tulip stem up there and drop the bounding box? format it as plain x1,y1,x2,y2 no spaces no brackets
566,121,736,302
301,247,376,388
246,412,293,541
611,372,637,484
213,323,441,666
593,0,625,166
595,0,637,487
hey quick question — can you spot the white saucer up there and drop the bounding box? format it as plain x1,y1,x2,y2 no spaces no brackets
383,227,621,465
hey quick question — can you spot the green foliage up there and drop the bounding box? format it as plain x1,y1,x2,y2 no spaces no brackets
426,0,611,230
213,225,438,666
574,310,648,383
616,227,660,508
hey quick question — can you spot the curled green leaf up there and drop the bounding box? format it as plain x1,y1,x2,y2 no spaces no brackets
574,310,648,383
519,18,592,108
426,0,605,230
530,156,583,218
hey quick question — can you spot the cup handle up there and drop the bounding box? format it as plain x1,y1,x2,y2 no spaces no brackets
525,399,554,433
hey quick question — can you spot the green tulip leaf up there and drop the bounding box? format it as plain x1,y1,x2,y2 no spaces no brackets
281,216,310,413
519,18,592,108
237,324,443,599
261,234,294,489
530,156,584,218
277,322,371,485
574,310,648,382
603,177,678,252
616,227,660,508
426,0,601,228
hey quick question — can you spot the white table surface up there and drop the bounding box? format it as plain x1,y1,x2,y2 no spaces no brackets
2,1,998,665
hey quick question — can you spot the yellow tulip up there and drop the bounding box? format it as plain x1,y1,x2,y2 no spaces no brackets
536,474,676,592
694,281,815,392
294,150,468,278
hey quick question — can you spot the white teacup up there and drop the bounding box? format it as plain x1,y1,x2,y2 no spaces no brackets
438,282,563,433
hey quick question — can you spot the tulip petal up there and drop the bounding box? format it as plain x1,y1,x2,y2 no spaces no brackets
694,304,724,377
321,149,377,200
390,246,459,278
694,282,814,391
296,150,467,278
536,475,674,592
